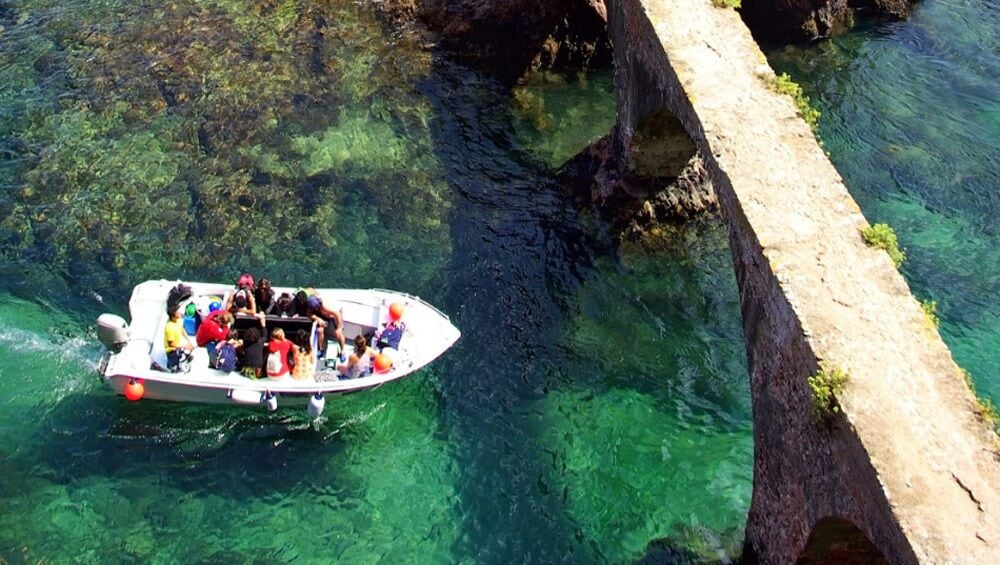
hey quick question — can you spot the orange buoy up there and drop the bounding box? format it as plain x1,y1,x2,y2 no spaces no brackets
388,302,405,322
124,378,144,401
373,354,393,374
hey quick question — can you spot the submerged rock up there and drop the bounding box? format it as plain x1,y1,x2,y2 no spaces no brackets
0,0,453,302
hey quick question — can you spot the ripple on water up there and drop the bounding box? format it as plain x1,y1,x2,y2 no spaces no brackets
769,0,1000,403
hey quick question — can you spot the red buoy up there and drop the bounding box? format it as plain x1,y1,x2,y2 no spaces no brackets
388,302,405,322
373,354,393,374
124,378,144,401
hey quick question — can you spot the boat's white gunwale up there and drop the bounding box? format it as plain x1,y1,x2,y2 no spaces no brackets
104,369,407,395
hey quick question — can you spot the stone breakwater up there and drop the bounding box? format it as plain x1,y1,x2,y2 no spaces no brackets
380,0,1000,559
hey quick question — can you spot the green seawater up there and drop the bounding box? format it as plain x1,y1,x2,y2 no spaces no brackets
769,0,1000,405
0,0,994,561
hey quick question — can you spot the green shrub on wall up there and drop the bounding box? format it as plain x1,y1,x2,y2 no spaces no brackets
919,299,940,329
766,73,821,132
808,364,850,423
960,368,999,434
861,223,906,268
711,0,742,9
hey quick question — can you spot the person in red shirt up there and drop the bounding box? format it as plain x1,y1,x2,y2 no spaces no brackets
266,328,295,380
196,311,234,367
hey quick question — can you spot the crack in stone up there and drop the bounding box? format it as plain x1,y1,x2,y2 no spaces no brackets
952,472,984,513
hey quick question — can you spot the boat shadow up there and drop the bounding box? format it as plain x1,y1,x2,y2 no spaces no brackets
30,387,386,501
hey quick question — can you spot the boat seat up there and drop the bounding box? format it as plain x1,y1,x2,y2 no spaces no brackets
232,314,315,340
343,322,377,341
190,346,211,369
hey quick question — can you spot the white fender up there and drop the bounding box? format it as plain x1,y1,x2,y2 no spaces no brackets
229,388,263,405
307,393,325,418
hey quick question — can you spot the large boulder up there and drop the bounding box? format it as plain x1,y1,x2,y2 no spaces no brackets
561,129,717,236
740,0,914,44
378,0,611,83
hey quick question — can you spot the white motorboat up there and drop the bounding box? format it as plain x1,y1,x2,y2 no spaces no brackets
95,280,460,416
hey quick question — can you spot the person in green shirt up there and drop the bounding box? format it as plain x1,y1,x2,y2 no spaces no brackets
164,306,194,372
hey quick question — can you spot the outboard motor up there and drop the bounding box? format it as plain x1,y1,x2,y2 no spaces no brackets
97,314,129,353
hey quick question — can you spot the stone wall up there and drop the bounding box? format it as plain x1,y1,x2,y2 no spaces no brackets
558,15,718,231
607,0,1000,562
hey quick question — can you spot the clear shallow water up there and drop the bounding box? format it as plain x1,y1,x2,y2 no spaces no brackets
769,0,1000,404
0,0,750,562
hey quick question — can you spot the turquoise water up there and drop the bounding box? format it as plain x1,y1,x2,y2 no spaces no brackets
769,0,1000,405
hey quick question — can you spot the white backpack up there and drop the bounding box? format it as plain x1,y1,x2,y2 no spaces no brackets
266,351,283,375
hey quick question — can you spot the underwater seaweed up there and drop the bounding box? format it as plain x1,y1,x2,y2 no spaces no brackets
0,0,452,304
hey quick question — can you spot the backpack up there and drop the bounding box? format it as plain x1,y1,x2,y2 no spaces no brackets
266,351,284,376
377,323,404,350
217,342,238,372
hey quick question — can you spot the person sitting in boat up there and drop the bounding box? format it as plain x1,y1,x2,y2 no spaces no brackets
164,306,194,372
266,327,295,380
254,278,275,314
227,274,266,327
269,292,296,317
241,326,265,379
216,329,241,373
290,288,313,317
196,310,234,368
337,334,376,379
230,293,266,327
291,329,316,381
375,320,404,352
295,288,346,361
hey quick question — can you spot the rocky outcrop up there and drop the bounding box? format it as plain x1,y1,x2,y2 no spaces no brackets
740,0,914,44
561,132,716,236
376,0,611,83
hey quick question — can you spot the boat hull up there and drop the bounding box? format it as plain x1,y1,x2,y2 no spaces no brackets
103,374,356,406
97,280,460,412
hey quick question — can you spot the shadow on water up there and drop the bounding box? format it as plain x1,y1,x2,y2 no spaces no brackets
418,57,610,560
25,385,402,502
416,53,752,561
